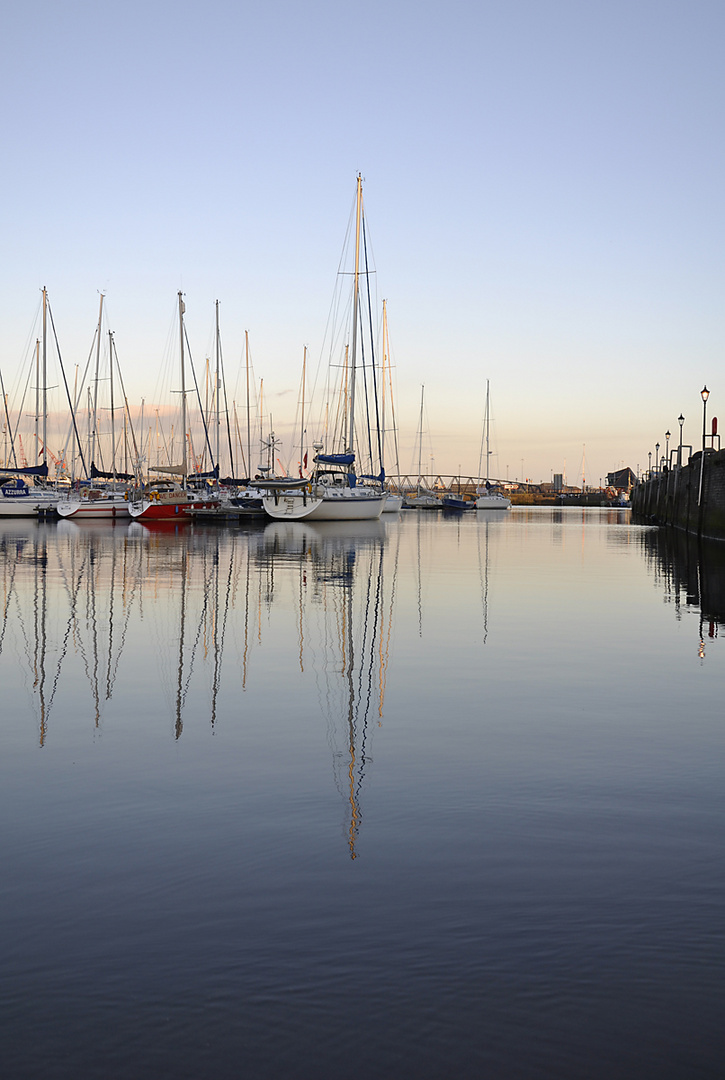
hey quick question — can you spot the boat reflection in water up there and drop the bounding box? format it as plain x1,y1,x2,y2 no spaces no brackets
0,519,147,746
640,526,725,656
258,518,396,858
0,515,398,857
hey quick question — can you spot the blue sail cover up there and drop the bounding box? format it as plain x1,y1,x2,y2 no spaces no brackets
90,463,135,482
192,465,219,480
315,453,355,467
360,469,386,484
9,463,49,478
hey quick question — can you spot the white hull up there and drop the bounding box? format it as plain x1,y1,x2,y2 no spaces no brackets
57,497,131,520
263,488,386,522
382,494,403,513
475,495,511,510
0,493,58,517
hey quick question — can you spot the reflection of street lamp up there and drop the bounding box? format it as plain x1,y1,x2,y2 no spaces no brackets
678,414,684,466
665,430,670,470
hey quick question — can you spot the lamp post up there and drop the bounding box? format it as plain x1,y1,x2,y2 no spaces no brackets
655,442,660,475
678,414,684,467
699,386,710,507
648,451,652,477
665,430,670,470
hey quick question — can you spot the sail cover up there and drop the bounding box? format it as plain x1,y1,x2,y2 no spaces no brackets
315,452,355,467
8,463,49,478
90,463,135,482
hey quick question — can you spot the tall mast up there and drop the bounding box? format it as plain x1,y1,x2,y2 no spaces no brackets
109,330,116,480
347,173,363,457
300,345,307,475
90,293,104,469
41,288,47,468
417,384,424,479
178,292,187,482
215,301,221,482
35,338,40,466
258,378,264,472
485,379,490,484
245,331,251,479
381,300,388,469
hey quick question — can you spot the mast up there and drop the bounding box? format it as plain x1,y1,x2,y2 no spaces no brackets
381,300,388,472
90,293,104,470
417,384,424,480
245,330,251,479
299,345,307,476
109,330,116,480
215,301,221,484
42,288,47,469
178,292,187,483
486,379,490,484
347,174,363,458
35,339,40,466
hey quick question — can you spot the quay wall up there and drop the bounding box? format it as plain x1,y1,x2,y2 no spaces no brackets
631,448,725,542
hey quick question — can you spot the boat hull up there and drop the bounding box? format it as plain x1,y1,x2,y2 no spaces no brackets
129,497,220,521
382,494,403,513
402,497,440,509
263,489,385,521
475,495,511,509
57,498,131,520
442,495,474,510
0,494,58,517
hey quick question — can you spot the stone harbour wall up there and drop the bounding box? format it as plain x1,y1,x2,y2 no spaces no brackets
631,448,725,542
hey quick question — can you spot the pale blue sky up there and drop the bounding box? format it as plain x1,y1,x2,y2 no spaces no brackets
1,0,722,483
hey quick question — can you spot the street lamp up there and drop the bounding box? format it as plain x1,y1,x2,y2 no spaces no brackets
655,442,660,475
678,414,684,466
699,387,710,507
701,386,710,453
648,451,652,477
665,430,670,470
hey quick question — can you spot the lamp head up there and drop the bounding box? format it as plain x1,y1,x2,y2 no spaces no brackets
665,430,671,439
701,386,710,402
678,414,684,426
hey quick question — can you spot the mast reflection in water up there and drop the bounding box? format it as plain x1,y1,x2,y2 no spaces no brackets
257,519,395,858
2,509,725,1080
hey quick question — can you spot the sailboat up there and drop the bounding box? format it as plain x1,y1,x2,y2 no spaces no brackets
57,297,135,519
0,289,73,517
475,381,511,510
262,175,386,522
402,385,440,509
129,293,220,522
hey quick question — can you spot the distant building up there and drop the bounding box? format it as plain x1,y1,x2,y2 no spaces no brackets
553,473,563,491
606,467,636,491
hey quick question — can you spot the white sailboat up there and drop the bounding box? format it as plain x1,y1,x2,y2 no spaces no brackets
57,298,134,519
402,385,440,509
475,381,511,510
1,289,65,517
263,175,386,523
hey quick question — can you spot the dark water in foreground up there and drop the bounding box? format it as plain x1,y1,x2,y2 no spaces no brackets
1,509,724,1079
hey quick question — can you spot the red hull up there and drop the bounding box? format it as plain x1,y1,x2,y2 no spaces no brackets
129,498,220,521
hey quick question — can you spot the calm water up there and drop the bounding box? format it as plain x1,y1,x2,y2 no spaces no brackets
1,509,723,1079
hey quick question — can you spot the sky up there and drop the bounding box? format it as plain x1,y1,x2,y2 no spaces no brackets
1,0,723,485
